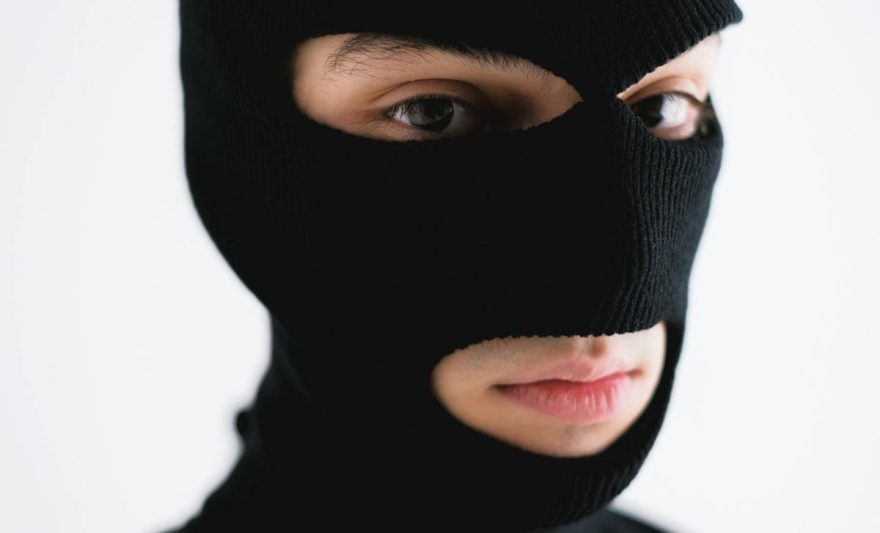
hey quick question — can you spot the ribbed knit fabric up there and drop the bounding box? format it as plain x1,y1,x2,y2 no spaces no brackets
169,1,744,531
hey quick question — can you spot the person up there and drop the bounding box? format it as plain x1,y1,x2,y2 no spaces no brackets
167,2,744,532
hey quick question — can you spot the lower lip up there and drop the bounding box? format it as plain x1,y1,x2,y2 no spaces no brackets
495,371,636,425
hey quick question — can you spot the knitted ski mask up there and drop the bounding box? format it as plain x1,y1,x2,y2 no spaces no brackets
177,1,743,531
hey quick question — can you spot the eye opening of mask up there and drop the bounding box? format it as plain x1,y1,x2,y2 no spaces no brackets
615,90,722,150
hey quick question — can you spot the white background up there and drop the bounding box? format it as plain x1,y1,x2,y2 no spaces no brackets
2,1,878,532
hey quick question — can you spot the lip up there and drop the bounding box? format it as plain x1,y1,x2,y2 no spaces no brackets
494,370,638,425
498,357,635,386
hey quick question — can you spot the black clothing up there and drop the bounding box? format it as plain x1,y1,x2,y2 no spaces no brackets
532,507,672,533
169,1,743,531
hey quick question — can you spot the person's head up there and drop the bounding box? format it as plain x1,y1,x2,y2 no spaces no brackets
178,2,744,526
289,31,721,457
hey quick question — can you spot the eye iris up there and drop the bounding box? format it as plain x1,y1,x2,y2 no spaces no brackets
404,98,454,132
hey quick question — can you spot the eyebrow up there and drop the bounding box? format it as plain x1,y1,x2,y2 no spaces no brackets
325,33,553,81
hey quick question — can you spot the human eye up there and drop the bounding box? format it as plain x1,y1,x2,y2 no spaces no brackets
627,90,716,141
381,93,497,141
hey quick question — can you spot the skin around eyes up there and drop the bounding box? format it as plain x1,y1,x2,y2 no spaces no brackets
290,32,721,142
291,33,582,141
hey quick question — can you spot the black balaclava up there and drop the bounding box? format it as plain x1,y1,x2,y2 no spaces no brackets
174,1,743,531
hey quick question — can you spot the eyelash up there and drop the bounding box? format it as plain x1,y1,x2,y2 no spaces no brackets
381,90,716,138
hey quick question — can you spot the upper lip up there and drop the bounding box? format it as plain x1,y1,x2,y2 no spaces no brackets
496,358,635,386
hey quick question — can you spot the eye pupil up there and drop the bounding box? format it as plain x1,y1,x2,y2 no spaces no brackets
630,94,667,128
405,98,454,132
